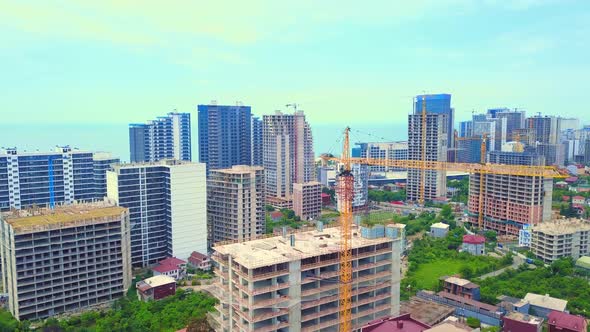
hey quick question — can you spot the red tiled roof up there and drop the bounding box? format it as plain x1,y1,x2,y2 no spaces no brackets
573,195,585,200
321,193,331,198
189,251,208,262
362,313,431,332
463,234,485,244
390,201,404,205
159,257,186,267
152,264,179,273
270,211,283,218
548,311,588,332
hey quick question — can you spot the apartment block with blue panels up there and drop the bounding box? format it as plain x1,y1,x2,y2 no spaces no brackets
129,112,191,163
0,146,98,211
92,152,120,199
415,94,455,148
197,104,252,170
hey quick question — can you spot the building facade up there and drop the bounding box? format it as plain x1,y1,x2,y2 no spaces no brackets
531,218,590,263
92,152,120,199
207,165,265,245
355,142,408,172
263,111,314,207
414,94,454,148
197,104,252,170
209,225,402,331
293,181,321,220
0,146,95,211
129,112,191,163
251,116,263,166
0,202,132,321
467,151,552,236
527,116,559,144
107,160,207,266
407,110,448,202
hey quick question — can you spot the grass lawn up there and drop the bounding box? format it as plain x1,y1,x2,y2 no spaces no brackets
411,259,465,290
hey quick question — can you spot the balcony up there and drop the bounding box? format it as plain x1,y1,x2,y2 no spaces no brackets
252,295,289,309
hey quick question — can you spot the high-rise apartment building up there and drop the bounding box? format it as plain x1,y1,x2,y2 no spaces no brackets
459,121,473,138
251,116,263,166
209,225,402,332
531,218,590,263
207,165,265,245
473,120,498,151
129,112,191,163
531,143,566,166
0,201,132,321
558,118,580,132
468,151,552,236
293,181,321,220
0,146,95,211
355,142,408,172
488,108,525,140
197,104,252,170
92,152,120,199
107,160,207,266
407,110,448,202
263,111,314,207
414,94,454,148
527,115,559,144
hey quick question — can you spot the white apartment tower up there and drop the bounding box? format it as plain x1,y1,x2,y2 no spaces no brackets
263,111,315,208
407,112,448,202
107,160,207,266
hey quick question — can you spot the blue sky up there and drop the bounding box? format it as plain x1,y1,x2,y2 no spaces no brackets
1,1,589,131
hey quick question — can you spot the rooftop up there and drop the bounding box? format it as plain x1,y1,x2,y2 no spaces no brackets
213,225,397,269
576,256,590,269
159,257,186,267
111,159,202,170
441,276,478,289
524,293,568,312
1,202,126,234
503,311,543,325
137,275,176,290
532,219,590,235
400,297,454,326
547,311,588,332
152,264,179,273
424,322,472,332
431,223,449,230
462,235,485,245
212,165,264,174
362,313,431,332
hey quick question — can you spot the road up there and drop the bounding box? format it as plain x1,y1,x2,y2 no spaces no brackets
478,253,525,280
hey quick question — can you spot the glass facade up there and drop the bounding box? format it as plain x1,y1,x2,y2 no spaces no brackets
198,104,252,170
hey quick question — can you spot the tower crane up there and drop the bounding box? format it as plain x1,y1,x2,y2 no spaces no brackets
331,127,565,332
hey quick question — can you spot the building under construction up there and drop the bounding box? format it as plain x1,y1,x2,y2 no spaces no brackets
0,201,132,320
467,151,553,236
208,224,402,332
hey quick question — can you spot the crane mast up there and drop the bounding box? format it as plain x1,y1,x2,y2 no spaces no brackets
338,127,353,332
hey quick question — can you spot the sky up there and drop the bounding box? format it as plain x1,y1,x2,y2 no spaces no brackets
1,1,589,158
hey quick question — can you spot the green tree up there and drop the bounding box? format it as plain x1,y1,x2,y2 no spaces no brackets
460,265,474,279
466,317,481,328
484,230,497,243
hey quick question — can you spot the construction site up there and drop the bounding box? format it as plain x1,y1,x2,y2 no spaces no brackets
0,201,133,321
208,224,402,332
207,96,566,332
